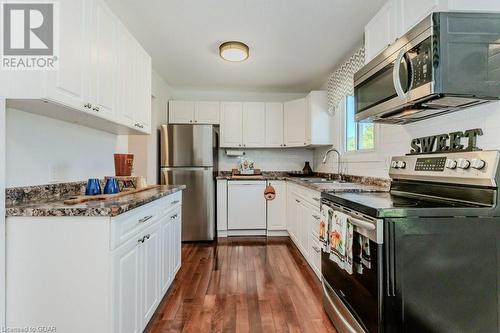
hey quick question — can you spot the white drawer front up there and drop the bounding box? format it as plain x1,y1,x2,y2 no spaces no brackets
110,193,182,249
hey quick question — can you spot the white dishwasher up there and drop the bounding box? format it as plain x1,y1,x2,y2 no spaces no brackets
227,180,267,230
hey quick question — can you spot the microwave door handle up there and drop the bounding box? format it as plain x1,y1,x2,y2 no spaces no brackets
393,48,408,99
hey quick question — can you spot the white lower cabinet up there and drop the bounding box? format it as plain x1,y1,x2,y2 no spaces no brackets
6,192,183,333
113,233,142,333
140,222,161,327
266,181,287,231
285,183,322,280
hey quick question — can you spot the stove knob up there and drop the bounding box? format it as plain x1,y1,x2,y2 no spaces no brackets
456,158,470,169
445,159,457,169
396,161,406,169
391,161,398,168
470,158,486,170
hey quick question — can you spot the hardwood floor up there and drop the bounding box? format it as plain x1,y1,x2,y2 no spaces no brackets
145,236,336,333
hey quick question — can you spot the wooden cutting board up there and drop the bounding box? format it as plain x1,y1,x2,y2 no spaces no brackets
63,185,160,205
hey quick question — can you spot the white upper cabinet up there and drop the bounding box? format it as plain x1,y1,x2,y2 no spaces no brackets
115,23,136,127
364,0,398,63
284,98,307,147
3,0,152,135
115,24,151,133
88,0,117,120
447,0,500,11
45,0,88,109
220,102,243,147
168,101,220,124
242,102,266,147
134,46,152,133
168,101,195,123
399,0,439,34
265,102,284,147
195,102,220,124
194,92,331,148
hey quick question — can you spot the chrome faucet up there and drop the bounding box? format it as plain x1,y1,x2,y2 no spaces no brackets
322,148,343,181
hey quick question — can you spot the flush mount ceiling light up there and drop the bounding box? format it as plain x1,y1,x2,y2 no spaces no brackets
219,41,249,62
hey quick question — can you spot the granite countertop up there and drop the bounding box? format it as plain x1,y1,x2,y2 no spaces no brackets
6,184,185,218
285,178,387,193
217,171,390,193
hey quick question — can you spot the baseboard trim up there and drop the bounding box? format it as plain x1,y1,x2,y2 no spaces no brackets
217,231,228,238
227,229,267,236
266,230,289,237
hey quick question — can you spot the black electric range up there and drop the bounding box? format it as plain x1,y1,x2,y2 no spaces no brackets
320,151,500,333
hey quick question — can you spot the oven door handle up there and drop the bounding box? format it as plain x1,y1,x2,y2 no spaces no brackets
347,216,376,231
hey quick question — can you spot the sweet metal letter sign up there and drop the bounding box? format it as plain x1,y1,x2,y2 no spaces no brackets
410,128,483,155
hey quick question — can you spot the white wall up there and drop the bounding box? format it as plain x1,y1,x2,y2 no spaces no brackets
128,70,175,184
219,148,314,171
314,101,500,179
6,109,128,187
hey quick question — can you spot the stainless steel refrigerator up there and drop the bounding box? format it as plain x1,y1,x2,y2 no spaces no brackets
160,124,217,241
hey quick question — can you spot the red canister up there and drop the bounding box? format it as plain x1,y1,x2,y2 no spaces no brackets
114,154,134,176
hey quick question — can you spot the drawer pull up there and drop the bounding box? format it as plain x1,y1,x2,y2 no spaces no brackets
138,215,153,223
295,199,301,203
312,197,320,202
170,214,178,220
312,215,320,220
138,236,145,244
312,245,321,253
171,200,180,205
145,234,150,240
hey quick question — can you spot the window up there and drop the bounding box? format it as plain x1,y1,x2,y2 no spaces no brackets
345,96,374,152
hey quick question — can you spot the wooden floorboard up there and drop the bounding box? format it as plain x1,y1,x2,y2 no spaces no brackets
145,237,336,333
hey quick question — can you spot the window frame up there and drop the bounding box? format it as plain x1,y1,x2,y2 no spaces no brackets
340,95,381,160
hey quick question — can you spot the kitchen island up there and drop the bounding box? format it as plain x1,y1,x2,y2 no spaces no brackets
5,182,185,333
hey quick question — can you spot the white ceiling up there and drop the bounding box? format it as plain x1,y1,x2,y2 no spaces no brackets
104,0,386,93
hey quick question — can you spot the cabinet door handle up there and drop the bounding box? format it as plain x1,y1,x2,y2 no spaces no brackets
83,103,92,109
138,236,145,244
312,197,320,202
295,199,301,203
138,215,153,223
170,214,178,219
145,234,150,240
312,245,321,253
283,144,286,147
312,215,320,220
171,200,179,205
92,106,100,112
